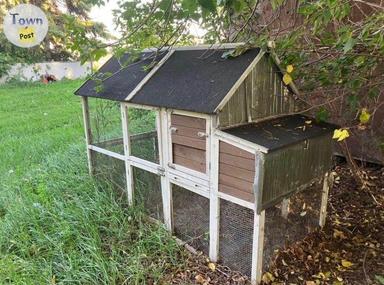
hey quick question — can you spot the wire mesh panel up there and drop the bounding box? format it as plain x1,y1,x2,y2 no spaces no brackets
133,167,163,222
219,199,254,277
128,108,159,163
88,98,124,154
92,150,126,196
263,183,322,271
172,185,209,254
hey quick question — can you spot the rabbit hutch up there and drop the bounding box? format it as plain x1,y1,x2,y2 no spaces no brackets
75,44,335,284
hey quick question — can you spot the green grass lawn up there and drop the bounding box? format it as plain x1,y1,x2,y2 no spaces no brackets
0,80,185,284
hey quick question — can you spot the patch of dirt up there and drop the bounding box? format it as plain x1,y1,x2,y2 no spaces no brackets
165,164,384,285
261,165,384,285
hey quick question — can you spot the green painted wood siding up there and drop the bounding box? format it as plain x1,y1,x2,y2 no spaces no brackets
218,54,303,128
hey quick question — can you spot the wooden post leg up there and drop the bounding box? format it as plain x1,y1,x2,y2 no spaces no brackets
209,121,220,262
121,103,134,205
209,195,220,262
159,108,173,231
161,176,173,231
81,96,94,175
281,198,290,219
251,210,265,285
319,172,334,227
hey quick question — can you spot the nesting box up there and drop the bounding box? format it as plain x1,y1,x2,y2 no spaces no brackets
75,44,335,284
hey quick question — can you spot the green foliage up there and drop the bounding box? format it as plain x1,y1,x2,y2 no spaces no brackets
0,0,109,77
0,80,186,284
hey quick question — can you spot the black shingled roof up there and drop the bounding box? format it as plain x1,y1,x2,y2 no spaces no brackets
223,115,337,151
131,48,260,113
75,51,167,101
75,47,261,113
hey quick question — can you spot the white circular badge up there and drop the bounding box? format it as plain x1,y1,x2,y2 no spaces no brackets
2,4,48,48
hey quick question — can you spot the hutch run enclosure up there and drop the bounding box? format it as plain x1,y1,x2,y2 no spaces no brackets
75,44,335,284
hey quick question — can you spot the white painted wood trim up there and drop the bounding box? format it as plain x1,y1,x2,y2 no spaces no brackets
123,102,159,111
214,130,268,153
130,156,162,175
81,97,94,175
168,168,210,188
125,50,175,101
254,151,265,214
169,177,210,199
209,117,219,262
281,198,290,219
319,172,333,227
251,210,265,285
217,192,254,210
170,163,209,181
205,117,211,178
170,109,211,119
88,144,125,160
159,108,173,231
121,103,134,205
215,50,265,112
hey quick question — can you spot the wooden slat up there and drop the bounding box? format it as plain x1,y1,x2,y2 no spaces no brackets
170,124,205,140
172,134,206,150
218,183,254,202
173,144,205,162
174,155,206,173
171,114,206,129
219,173,254,193
219,153,255,171
219,141,254,159
219,163,255,183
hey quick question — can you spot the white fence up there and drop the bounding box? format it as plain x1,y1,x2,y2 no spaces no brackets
0,61,92,84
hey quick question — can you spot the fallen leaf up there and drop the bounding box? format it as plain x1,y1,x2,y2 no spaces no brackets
341,259,353,268
333,229,347,239
286,64,294,73
359,108,371,124
283,73,293,85
262,272,275,283
333,129,349,142
306,281,316,285
208,262,216,272
195,274,206,284
305,120,312,124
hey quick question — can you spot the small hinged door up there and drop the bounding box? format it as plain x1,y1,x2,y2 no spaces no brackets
170,113,207,174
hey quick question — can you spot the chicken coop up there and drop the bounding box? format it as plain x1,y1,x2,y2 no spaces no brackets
75,44,335,284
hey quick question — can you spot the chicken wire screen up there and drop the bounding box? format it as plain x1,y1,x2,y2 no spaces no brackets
92,150,126,197
263,183,322,271
128,108,159,164
219,199,254,277
88,98,124,155
133,167,163,222
172,185,209,254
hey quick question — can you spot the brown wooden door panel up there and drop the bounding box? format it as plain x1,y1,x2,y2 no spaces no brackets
173,144,206,162
219,141,254,159
219,163,255,183
174,155,206,173
219,153,255,171
219,184,254,203
171,114,206,129
219,173,254,193
170,114,207,173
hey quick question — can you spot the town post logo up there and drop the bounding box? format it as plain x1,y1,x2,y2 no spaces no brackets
3,4,48,48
